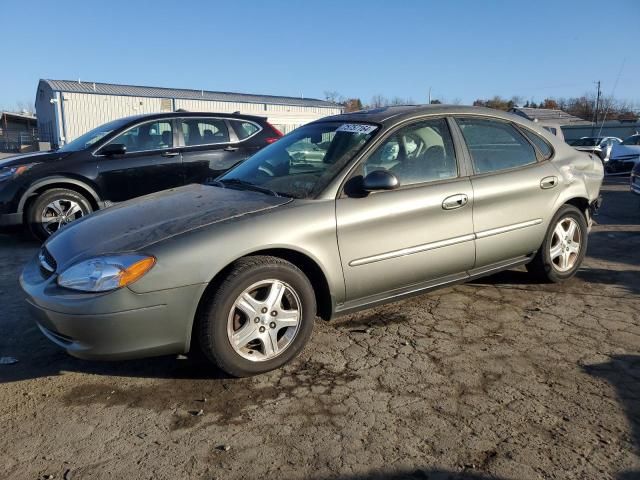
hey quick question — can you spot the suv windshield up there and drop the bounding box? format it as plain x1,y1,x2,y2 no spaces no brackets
622,135,640,146
218,122,378,198
58,118,131,152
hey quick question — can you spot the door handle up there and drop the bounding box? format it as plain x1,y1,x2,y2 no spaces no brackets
540,176,558,189
442,193,468,210
224,146,239,152
161,151,180,157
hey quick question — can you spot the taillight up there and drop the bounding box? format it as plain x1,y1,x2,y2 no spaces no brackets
267,122,284,143
265,137,280,144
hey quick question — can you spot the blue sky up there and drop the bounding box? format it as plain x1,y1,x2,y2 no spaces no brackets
1,0,639,109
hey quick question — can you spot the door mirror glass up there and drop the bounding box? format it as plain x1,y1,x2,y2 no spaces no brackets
99,143,126,156
363,170,400,191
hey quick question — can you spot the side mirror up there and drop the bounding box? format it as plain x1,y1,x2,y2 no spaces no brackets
99,143,126,156
362,170,399,192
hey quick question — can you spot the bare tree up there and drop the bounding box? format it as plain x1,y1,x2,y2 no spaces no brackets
369,94,388,108
323,91,344,104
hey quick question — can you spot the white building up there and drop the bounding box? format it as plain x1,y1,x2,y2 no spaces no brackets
35,79,343,147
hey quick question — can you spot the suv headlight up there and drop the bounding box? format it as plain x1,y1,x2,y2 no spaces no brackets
0,163,40,182
57,255,156,292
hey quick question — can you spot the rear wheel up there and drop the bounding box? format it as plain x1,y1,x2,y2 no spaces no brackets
526,205,588,282
196,255,315,377
27,188,92,240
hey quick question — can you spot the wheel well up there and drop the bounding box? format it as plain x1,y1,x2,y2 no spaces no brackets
22,182,100,220
194,249,333,326
564,197,589,217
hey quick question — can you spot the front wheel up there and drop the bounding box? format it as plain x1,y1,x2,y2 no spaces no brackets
526,205,588,282
27,188,93,240
196,256,316,377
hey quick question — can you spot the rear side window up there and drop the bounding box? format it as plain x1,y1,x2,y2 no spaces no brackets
456,118,537,174
230,120,260,140
181,118,229,146
520,128,553,160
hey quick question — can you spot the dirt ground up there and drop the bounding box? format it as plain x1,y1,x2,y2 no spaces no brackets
0,178,639,480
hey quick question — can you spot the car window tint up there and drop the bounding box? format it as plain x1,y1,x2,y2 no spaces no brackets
364,118,457,186
230,120,260,140
521,128,553,160
181,119,229,146
111,120,173,153
456,118,537,174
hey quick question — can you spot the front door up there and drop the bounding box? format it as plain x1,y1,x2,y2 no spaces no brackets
454,117,561,268
97,119,183,202
336,117,476,304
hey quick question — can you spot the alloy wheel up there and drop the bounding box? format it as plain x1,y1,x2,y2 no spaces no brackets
41,199,85,235
549,217,581,272
226,279,301,362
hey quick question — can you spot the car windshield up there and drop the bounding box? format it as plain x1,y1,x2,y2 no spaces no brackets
571,138,600,146
622,135,640,146
58,118,131,152
218,121,379,199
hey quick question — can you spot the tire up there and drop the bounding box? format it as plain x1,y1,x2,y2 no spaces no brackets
27,188,93,240
196,255,316,377
526,205,588,283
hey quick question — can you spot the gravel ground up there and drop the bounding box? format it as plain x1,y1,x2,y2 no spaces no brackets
0,179,639,480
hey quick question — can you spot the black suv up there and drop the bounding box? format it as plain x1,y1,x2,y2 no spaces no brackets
0,112,282,238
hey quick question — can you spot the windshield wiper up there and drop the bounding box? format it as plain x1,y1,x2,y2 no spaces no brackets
216,178,286,197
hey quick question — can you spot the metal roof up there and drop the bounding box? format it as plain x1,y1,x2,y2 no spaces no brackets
1,111,37,121
510,107,590,125
40,79,340,109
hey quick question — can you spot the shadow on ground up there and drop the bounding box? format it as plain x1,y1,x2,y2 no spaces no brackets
584,354,640,480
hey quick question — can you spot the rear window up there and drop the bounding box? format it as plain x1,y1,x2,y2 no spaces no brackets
230,120,261,140
622,135,640,146
521,128,553,160
456,118,538,174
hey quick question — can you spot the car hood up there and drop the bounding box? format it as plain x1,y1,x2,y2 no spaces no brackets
0,150,72,168
45,184,292,269
611,144,640,159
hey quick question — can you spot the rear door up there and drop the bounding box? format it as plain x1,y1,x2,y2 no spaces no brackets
96,118,183,202
336,117,475,303
454,117,560,269
179,117,247,185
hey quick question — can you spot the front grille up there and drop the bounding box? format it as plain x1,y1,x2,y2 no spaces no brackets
38,247,57,278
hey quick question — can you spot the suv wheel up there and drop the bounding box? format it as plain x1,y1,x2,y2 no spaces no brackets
196,255,315,377
526,204,588,282
27,188,93,240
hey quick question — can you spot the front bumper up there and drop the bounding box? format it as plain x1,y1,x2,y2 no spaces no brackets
0,211,22,226
631,175,640,196
20,253,208,360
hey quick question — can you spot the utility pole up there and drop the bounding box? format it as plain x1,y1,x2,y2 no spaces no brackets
592,80,601,135
428,87,432,104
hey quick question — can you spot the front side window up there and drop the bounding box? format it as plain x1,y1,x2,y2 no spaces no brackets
181,118,229,146
219,122,378,198
230,120,260,140
110,120,173,153
456,118,537,174
364,118,458,186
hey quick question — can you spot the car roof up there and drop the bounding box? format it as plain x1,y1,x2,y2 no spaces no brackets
314,104,527,126
113,111,268,124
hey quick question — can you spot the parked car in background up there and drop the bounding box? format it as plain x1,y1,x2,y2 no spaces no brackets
0,112,282,239
631,161,640,196
21,105,603,377
569,136,622,163
608,134,640,174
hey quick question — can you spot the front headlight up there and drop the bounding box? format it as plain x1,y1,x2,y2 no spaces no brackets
57,255,156,292
0,163,40,182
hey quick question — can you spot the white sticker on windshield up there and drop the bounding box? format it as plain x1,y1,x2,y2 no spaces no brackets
337,124,378,135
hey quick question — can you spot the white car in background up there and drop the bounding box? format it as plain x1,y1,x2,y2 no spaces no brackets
569,136,622,163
